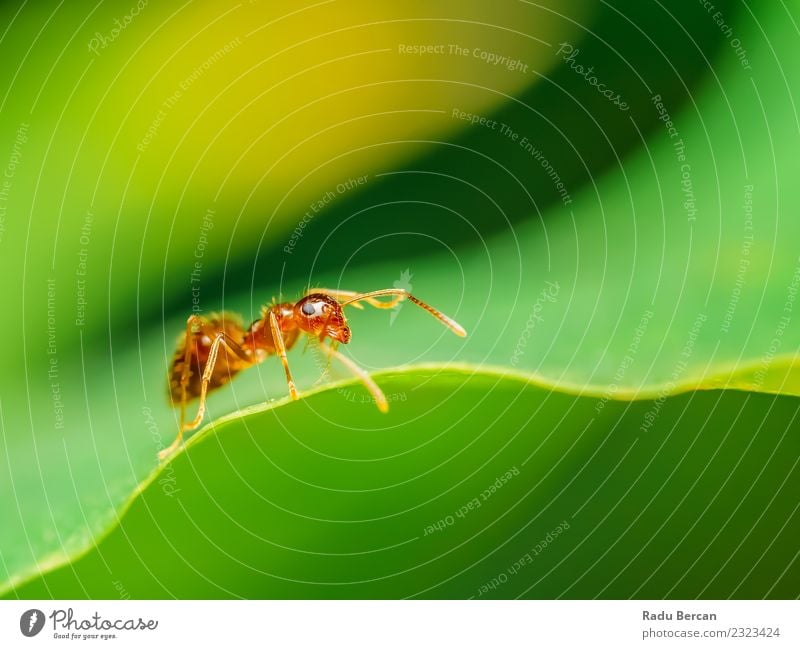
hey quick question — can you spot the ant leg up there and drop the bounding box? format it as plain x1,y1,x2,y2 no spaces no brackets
341,289,467,337
175,315,203,434
160,331,251,461
186,333,251,428
269,311,299,401
323,344,388,413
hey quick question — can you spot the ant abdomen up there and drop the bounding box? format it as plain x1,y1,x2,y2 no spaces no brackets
168,313,248,404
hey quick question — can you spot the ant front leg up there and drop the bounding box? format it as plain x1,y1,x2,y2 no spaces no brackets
269,310,299,401
322,343,388,413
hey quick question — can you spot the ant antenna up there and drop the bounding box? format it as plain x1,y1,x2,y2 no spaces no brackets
341,289,466,337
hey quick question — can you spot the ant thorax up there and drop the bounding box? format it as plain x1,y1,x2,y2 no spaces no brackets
244,304,298,358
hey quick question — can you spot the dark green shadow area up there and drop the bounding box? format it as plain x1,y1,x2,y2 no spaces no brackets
198,0,739,309
8,370,799,599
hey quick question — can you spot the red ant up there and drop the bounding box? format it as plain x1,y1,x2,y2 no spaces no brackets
160,288,466,459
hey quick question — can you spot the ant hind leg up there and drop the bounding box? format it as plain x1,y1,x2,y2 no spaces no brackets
160,329,251,461
160,315,204,460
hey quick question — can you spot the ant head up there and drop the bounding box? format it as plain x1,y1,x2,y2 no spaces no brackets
295,293,351,343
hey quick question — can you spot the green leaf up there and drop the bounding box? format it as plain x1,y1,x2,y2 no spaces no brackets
2,0,800,601
5,368,799,598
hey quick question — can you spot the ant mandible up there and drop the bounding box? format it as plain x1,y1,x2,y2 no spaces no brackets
160,287,466,459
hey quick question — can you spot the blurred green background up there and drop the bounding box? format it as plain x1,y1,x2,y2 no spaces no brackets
0,0,798,598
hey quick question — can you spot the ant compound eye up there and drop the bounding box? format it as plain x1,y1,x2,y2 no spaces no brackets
301,301,316,316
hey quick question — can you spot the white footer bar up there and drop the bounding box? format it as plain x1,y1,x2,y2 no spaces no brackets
1,600,796,648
